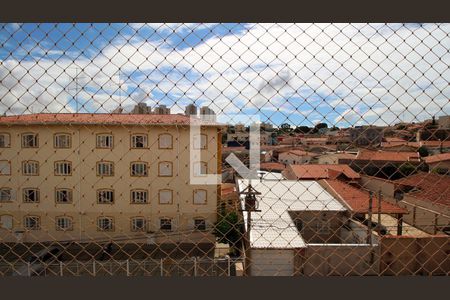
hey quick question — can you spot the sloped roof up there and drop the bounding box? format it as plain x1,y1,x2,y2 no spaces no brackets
279,150,318,157
283,164,361,180
424,153,450,164
394,172,450,207
0,113,221,126
260,162,286,172
323,179,408,214
356,150,420,162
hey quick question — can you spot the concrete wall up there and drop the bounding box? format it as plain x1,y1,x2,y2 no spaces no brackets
0,124,220,243
300,245,380,276
250,249,296,276
380,236,450,275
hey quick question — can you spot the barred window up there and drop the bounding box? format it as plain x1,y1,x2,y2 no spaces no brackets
23,188,39,203
158,133,173,149
131,134,148,148
131,189,148,204
22,160,39,176
158,161,173,177
158,189,173,204
160,218,172,231
97,161,114,176
193,189,207,205
0,160,11,175
131,162,148,177
0,133,10,148
56,216,73,231
96,134,113,148
0,215,13,230
97,217,114,231
54,133,71,148
55,189,72,204
54,161,72,176
97,189,114,204
24,216,40,230
131,217,147,232
0,188,12,202
22,133,38,148
194,219,206,231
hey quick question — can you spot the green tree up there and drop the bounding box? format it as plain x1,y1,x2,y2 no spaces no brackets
418,146,429,157
213,211,243,254
399,163,416,177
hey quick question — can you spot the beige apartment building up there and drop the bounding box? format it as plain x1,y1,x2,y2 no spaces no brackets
0,113,221,244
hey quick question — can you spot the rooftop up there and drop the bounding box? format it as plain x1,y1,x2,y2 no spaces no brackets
238,179,347,249
259,162,286,172
394,172,450,207
424,152,450,164
322,179,408,214
279,150,318,157
0,113,221,127
283,164,361,180
356,150,420,162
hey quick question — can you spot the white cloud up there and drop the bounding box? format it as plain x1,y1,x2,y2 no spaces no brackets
0,23,449,126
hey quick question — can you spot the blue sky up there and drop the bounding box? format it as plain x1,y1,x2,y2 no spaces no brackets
0,23,449,127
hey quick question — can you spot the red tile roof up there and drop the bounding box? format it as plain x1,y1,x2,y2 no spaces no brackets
356,150,420,162
424,153,450,164
283,164,360,180
394,172,450,207
0,113,221,126
259,162,286,172
279,150,318,157
323,179,408,214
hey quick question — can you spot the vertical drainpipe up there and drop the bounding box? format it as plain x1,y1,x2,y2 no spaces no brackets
176,125,180,240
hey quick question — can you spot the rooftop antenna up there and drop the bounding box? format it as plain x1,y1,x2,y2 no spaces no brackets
67,67,86,113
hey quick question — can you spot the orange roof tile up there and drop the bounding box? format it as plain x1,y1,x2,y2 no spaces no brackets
259,162,286,172
0,113,221,126
356,150,420,162
279,150,318,157
424,153,450,164
394,172,450,207
323,179,408,214
284,164,360,180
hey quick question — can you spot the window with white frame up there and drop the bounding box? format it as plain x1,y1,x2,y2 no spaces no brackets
131,162,148,176
24,216,40,230
54,133,71,148
55,189,72,204
193,189,207,205
97,161,114,176
97,190,114,204
131,217,147,232
193,161,208,176
54,161,72,176
22,161,39,176
22,133,38,148
56,216,73,231
193,134,208,149
131,189,148,204
23,188,39,203
96,134,113,148
0,188,12,202
158,161,173,177
131,134,148,148
158,189,173,204
0,215,13,230
97,217,114,231
160,218,172,231
0,161,11,175
194,218,206,231
0,133,10,148
158,133,173,149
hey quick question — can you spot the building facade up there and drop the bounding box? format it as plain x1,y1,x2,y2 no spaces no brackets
0,114,221,244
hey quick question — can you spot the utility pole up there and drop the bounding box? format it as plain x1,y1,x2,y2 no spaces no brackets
239,182,261,276
367,191,373,245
